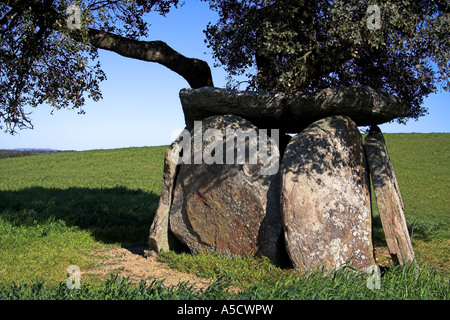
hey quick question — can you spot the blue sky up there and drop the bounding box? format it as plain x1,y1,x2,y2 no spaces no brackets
1,1,449,151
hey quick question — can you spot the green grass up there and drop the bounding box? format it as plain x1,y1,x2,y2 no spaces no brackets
0,146,166,192
0,146,166,286
0,275,233,300
0,263,447,300
0,135,448,299
374,134,450,273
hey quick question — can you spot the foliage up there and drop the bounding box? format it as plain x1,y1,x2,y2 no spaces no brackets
1,1,448,132
204,0,449,122
0,0,179,133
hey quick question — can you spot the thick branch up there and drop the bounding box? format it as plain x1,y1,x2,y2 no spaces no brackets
1,0,214,88
87,29,213,88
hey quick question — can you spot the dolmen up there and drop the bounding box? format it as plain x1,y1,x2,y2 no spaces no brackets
148,86,415,272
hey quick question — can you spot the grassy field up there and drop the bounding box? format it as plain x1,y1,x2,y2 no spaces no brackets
0,134,448,299
377,134,449,272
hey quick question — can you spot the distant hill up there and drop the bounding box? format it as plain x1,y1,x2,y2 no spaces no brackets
12,148,57,151
0,149,69,159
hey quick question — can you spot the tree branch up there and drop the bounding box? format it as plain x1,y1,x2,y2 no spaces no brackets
87,28,213,88
1,0,214,88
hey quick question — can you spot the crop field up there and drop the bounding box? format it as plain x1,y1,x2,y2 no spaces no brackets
0,133,448,300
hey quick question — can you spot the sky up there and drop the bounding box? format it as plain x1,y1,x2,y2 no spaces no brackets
1,0,449,151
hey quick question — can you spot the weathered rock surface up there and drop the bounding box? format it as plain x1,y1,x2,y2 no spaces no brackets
148,137,185,253
364,126,415,266
168,114,284,263
180,86,409,133
280,115,375,271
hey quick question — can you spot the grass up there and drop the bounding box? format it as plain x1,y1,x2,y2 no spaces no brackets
0,134,448,299
0,263,447,300
373,134,450,274
0,275,233,300
0,146,165,287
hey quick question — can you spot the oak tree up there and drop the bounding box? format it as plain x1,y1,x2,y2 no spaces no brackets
205,0,449,123
1,0,448,133
0,0,213,133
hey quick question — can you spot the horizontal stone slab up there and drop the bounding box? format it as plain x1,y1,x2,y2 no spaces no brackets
180,86,409,133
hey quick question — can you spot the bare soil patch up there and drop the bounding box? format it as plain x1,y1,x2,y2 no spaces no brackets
82,242,212,291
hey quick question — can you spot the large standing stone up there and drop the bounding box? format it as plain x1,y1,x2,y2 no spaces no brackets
180,86,409,133
280,115,375,271
169,114,283,263
364,126,415,266
148,136,186,253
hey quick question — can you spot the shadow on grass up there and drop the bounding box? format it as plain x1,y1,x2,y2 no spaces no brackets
0,186,160,246
371,209,443,245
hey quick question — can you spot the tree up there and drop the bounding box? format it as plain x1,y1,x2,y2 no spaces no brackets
1,1,448,134
0,0,213,133
204,0,449,123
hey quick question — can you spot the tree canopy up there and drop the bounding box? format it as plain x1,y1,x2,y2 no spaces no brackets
0,0,212,133
205,0,449,122
1,0,448,133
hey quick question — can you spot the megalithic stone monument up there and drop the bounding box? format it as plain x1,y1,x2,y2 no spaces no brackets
364,126,415,266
